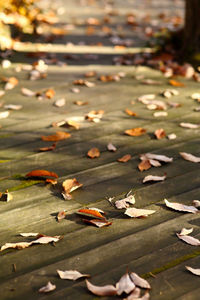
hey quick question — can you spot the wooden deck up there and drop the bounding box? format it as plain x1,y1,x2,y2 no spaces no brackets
1,0,200,299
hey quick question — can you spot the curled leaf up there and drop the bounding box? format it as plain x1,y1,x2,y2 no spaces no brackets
176,234,200,246
125,108,137,117
86,279,117,296
125,207,155,218
21,87,36,97
138,160,152,171
141,153,173,163
125,128,146,137
180,152,200,163
39,281,56,293
85,110,104,123
154,128,166,139
193,200,200,208
66,120,80,130
115,195,135,209
116,272,135,295
164,199,198,214
57,210,66,222
62,178,82,199
107,143,117,152
130,272,151,289
0,190,13,202
57,269,90,280
38,143,56,152
87,148,100,158
26,170,58,179
185,266,200,276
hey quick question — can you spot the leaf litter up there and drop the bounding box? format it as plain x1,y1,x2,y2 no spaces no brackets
57,270,90,280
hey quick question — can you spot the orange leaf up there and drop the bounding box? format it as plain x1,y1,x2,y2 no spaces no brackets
62,178,83,194
77,209,105,219
26,170,58,178
38,143,57,152
169,79,185,87
46,178,58,185
118,154,131,163
74,100,88,106
57,210,66,222
41,131,71,141
125,108,137,117
138,160,151,171
154,128,166,139
87,148,100,158
45,88,55,99
125,128,146,136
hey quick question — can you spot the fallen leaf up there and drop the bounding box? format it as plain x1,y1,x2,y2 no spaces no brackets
137,94,155,103
116,272,135,295
1,242,31,251
4,104,22,110
85,110,104,122
138,160,152,171
154,128,166,139
87,148,100,158
26,169,58,178
115,195,135,209
62,178,82,199
191,93,200,101
130,272,151,289
125,128,146,136
124,287,141,300
57,269,90,280
83,218,112,227
180,122,199,129
73,79,95,87
84,71,97,78
4,77,18,90
20,233,39,237
74,100,88,106
118,154,131,163
161,89,179,98
41,131,71,141
38,143,57,152
21,87,36,97
45,88,55,99
180,152,200,163
176,233,200,246
143,175,166,183
0,90,5,97
141,79,162,85
99,74,120,82
169,79,185,87
168,133,177,140
0,190,13,202
39,281,56,293
164,199,198,213
57,210,66,222
77,209,105,220
66,120,80,130
125,207,156,218
32,235,61,245
193,200,200,208
154,112,168,117
185,266,200,276
107,143,117,152
0,111,9,119
54,98,65,107
179,228,193,236
46,178,58,185
140,153,173,163
125,108,137,116
86,279,117,296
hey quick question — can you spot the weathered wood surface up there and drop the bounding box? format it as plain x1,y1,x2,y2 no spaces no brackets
1,0,200,299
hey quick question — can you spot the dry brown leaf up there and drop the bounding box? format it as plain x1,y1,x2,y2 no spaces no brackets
138,160,152,171
45,88,55,99
169,79,185,87
26,169,58,179
32,235,61,245
66,120,80,130
57,269,90,280
125,128,146,137
39,143,57,152
57,210,66,222
164,199,198,213
74,100,88,106
54,98,65,107
179,152,200,163
62,178,82,199
0,111,9,119
125,108,137,117
118,154,131,163
154,128,166,139
180,122,199,129
86,279,117,296
179,228,193,236
116,272,135,295
21,87,36,97
77,209,105,220
125,207,155,218
83,218,112,228
130,272,151,289
41,131,71,141
107,143,117,152
176,234,200,246
185,266,200,276
140,153,173,163
39,281,56,293
87,148,100,158
143,175,166,183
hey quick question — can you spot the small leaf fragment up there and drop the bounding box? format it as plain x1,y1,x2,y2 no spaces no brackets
138,160,152,171
39,281,56,293
4,104,22,110
86,279,117,296
21,87,36,97
57,210,66,222
74,100,88,106
164,199,197,213
180,122,199,129
180,152,200,163
0,111,9,119
45,88,55,99
83,218,112,228
0,190,13,202
85,110,104,122
107,143,117,152
26,170,58,179
57,269,90,280
169,79,185,87
125,207,155,218
125,108,137,117
168,133,177,140
154,128,166,139
130,272,151,289
176,234,200,246
54,98,65,107
115,195,135,209
39,143,56,152
87,148,100,158
185,266,200,276
143,175,166,183
179,228,193,236
125,128,146,137
116,272,135,295
118,154,131,163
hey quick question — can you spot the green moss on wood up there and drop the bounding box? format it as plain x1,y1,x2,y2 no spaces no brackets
8,180,44,192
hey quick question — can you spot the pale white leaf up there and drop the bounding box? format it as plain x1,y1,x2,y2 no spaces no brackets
141,153,173,163
21,87,36,97
20,232,39,237
115,195,135,209
191,93,200,100
1,242,31,251
124,287,141,300
0,90,5,97
4,104,22,110
164,199,198,214
32,236,60,244
168,133,177,140
5,82,15,90
107,143,117,152
179,228,193,236
180,152,200,163
39,281,56,293
88,207,105,214
143,175,166,183
149,159,161,167
186,266,200,276
180,122,199,129
57,269,90,280
176,234,200,246
125,207,155,218
154,111,168,117
137,94,155,103
0,111,9,119
86,279,117,296
2,59,11,69
193,200,200,208
130,272,151,289
71,87,80,93
116,273,135,295
54,98,65,107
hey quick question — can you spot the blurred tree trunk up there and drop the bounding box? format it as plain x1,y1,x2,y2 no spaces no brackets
183,0,200,54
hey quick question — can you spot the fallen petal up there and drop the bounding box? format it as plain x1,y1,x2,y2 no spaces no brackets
86,279,117,296
130,272,151,289
164,199,198,213
179,228,193,236
125,207,155,218
180,152,200,163
143,175,166,183
176,234,200,246
116,273,135,295
185,266,200,276
39,281,56,293
57,269,90,280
